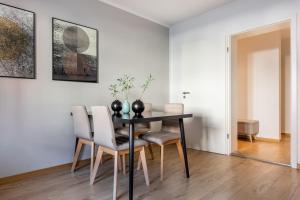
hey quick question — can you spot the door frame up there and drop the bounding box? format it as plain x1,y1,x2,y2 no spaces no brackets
225,16,298,168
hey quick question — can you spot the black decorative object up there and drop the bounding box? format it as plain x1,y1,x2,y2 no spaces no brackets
52,18,98,82
132,99,145,116
133,114,144,119
112,112,122,118
111,99,122,114
0,3,35,79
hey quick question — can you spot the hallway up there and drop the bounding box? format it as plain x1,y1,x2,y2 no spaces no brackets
237,134,290,164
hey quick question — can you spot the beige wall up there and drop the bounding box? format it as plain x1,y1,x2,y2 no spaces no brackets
235,31,282,140
234,29,291,139
281,29,291,134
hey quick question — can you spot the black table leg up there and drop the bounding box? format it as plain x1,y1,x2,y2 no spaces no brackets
74,137,79,155
128,123,135,200
179,118,190,178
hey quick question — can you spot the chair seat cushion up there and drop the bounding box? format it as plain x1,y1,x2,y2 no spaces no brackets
116,137,148,151
140,131,180,145
78,132,94,141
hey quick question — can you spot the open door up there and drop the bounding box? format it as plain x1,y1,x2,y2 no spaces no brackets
229,20,293,166
175,38,227,153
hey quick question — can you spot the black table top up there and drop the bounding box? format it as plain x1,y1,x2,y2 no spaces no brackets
88,111,193,123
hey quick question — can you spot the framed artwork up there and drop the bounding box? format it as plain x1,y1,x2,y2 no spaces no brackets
52,18,98,83
0,3,35,79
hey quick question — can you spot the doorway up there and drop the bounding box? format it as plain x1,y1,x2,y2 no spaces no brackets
228,20,294,166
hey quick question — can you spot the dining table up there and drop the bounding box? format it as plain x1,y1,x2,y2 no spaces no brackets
86,111,193,200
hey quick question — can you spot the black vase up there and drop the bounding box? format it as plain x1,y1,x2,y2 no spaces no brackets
132,99,145,116
111,100,122,114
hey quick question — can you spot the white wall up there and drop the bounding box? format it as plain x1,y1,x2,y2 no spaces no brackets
170,0,299,158
0,0,169,178
235,31,281,140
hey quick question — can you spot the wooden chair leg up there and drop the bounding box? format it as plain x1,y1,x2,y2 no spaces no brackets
99,152,103,165
90,147,103,185
90,142,95,178
160,145,164,181
113,151,119,200
137,154,142,170
249,135,253,143
148,144,154,160
117,155,122,171
122,154,126,175
71,139,83,172
176,140,185,168
140,147,150,186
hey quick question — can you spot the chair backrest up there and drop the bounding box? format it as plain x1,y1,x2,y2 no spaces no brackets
162,103,184,132
135,103,152,129
164,103,184,114
91,106,117,149
143,103,152,113
71,106,92,140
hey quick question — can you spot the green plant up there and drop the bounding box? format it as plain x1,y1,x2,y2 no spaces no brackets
140,74,154,99
117,74,135,100
109,84,119,99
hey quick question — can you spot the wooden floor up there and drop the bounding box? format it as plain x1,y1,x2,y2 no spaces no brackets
237,134,290,164
1,145,300,200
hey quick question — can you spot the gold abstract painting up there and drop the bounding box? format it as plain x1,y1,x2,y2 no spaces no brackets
0,3,35,79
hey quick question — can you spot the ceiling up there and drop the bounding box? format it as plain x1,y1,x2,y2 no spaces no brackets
98,0,234,27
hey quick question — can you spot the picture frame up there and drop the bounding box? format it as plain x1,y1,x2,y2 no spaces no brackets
0,3,36,79
52,18,99,83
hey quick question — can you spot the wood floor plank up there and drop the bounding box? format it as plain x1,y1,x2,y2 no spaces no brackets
0,146,299,200
237,134,290,164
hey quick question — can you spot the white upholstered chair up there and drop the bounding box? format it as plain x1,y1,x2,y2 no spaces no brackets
139,103,184,181
90,106,149,200
71,106,95,178
116,103,154,164
116,103,152,137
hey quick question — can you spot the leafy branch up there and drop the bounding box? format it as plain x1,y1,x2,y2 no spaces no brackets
140,74,154,99
117,74,135,100
109,84,119,99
